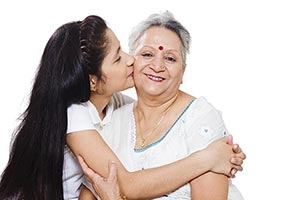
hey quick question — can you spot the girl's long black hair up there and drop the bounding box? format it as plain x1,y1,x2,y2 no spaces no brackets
0,15,108,200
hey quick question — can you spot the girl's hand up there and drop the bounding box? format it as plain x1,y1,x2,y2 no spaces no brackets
204,136,246,177
230,143,246,177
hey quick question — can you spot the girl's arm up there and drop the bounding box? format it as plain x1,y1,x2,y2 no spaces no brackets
67,131,241,199
79,160,122,200
79,186,97,200
78,159,122,200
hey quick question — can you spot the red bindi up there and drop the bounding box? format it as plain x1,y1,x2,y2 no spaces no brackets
158,46,164,50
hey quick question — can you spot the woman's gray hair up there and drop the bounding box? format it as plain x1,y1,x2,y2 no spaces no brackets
129,11,191,65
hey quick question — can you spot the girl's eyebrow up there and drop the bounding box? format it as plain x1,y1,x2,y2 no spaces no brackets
113,46,121,59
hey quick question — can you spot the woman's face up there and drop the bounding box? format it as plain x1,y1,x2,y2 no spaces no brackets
133,26,185,98
93,28,134,95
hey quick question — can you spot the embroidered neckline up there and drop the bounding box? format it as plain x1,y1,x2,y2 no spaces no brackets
133,99,196,153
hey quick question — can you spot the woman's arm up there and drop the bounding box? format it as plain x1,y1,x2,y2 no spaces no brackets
191,172,229,200
67,131,241,199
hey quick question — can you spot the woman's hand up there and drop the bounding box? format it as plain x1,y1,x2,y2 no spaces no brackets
78,156,123,200
204,135,246,177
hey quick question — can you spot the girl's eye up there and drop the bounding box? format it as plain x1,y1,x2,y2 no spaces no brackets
165,56,176,62
115,56,121,63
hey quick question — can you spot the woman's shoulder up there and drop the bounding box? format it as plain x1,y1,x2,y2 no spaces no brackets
179,91,215,112
190,96,220,112
184,96,224,125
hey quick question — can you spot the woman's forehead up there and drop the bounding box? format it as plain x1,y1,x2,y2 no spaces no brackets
137,27,182,51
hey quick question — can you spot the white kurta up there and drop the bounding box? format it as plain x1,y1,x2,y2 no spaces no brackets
63,93,134,200
100,97,244,200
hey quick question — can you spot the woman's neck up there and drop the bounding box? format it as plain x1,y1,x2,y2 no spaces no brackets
136,91,181,119
89,93,112,120
134,90,195,148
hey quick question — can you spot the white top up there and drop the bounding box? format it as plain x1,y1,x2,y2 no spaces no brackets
62,93,134,200
98,97,244,200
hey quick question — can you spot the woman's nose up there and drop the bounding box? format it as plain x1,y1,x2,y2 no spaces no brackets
151,57,165,71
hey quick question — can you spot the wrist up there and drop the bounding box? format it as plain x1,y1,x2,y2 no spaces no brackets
192,149,211,173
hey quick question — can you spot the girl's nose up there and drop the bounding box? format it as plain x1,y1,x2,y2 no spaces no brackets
126,54,134,67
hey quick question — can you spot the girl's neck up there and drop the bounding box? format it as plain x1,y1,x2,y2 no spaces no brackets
90,93,112,120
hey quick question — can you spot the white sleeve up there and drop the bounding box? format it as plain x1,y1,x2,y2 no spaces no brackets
82,180,101,200
185,99,229,155
111,92,135,109
67,103,96,134
119,92,135,104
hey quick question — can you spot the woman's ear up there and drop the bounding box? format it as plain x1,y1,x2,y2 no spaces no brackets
89,75,98,92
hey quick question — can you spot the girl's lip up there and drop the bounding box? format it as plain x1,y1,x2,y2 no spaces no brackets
128,71,134,77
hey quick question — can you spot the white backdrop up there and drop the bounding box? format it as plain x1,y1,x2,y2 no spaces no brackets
0,0,299,199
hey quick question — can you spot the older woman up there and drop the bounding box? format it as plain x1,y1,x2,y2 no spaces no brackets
81,11,245,200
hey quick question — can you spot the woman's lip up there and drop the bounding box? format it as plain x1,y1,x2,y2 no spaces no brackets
145,73,165,82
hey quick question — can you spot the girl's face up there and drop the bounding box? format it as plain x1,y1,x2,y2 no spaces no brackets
133,26,185,98
91,28,134,96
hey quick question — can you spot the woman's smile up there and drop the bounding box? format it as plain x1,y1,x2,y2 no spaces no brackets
145,73,166,82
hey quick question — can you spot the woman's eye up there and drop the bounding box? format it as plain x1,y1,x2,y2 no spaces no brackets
141,53,153,58
165,56,176,62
